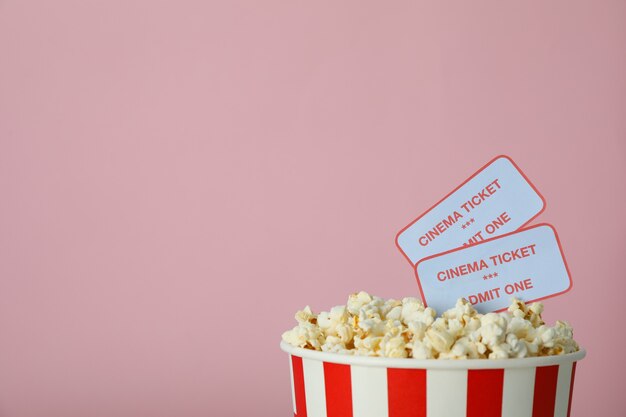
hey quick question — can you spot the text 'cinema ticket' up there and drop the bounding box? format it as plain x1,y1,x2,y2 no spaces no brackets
414,224,572,313
396,156,545,266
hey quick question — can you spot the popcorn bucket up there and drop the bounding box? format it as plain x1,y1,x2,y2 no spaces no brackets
281,341,585,417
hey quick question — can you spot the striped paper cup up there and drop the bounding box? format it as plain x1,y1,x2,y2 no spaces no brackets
281,341,585,417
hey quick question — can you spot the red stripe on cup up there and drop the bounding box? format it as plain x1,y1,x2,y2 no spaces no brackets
532,365,559,417
467,369,504,417
567,362,577,417
291,356,307,417
323,362,353,417
387,368,427,417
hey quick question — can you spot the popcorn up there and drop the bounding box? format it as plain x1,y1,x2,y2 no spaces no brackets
426,326,455,353
408,339,434,359
440,337,481,359
380,334,408,358
508,298,545,327
401,297,436,326
347,291,373,315
354,335,383,356
475,313,508,349
282,292,579,359
318,306,349,335
295,306,316,324
282,321,325,350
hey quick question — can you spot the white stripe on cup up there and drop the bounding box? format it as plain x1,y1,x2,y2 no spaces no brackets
302,358,327,417
554,363,573,417
351,365,389,417
289,356,296,414
427,369,467,417
502,367,535,417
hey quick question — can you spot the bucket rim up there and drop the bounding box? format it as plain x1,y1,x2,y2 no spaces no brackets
280,341,586,369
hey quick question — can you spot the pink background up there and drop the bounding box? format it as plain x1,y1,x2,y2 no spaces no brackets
1,1,625,416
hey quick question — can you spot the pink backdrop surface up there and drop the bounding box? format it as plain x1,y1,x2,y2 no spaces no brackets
1,1,625,416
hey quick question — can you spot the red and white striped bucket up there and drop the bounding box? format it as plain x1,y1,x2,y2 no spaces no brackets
281,341,585,417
